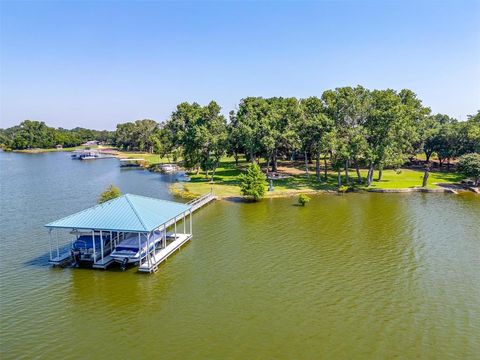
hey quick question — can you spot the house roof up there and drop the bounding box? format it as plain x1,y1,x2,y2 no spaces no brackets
45,194,191,232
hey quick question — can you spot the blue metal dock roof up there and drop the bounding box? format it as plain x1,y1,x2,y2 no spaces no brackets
45,194,192,232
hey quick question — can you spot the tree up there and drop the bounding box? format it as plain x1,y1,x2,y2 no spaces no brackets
364,89,414,186
322,86,371,184
234,97,272,163
165,101,227,179
457,153,480,186
239,163,267,201
98,185,122,204
264,97,301,172
226,111,245,166
298,97,334,181
114,119,159,152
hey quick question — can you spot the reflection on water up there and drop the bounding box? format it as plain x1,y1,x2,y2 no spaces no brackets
0,152,479,359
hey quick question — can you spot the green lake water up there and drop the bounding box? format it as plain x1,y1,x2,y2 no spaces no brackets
0,151,479,359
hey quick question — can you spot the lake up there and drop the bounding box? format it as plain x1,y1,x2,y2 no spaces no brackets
0,151,479,359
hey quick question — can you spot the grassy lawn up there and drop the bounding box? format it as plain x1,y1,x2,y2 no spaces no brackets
172,158,464,197
364,169,463,189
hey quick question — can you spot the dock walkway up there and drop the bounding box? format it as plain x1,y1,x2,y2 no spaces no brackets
137,192,215,273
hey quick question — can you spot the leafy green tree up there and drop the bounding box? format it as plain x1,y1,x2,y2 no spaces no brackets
457,153,480,186
297,97,334,181
234,97,271,163
226,111,245,166
114,119,159,152
164,101,227,179
322,86,371,184
98,185,122,204
431,121,459,169
239,163,267,201
364,90,412,186
264,97,301,172
10,120,56,149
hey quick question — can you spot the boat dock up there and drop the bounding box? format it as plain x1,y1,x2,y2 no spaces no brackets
119,158,146,167
45,192,215,273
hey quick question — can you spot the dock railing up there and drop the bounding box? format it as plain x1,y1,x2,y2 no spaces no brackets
187,191,215,212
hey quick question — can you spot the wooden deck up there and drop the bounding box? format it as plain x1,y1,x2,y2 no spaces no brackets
138,233,192,273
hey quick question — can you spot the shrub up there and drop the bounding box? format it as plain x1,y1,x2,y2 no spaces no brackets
457,153,480,186
239,163,267,201
338,185,349,193
298,194,311,206
98,184,122,204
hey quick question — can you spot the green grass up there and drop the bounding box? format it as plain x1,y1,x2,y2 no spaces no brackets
364,169,462,189
172,158,464,198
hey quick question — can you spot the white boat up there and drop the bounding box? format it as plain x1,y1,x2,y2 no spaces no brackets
110,230,164,269
160,163,178,173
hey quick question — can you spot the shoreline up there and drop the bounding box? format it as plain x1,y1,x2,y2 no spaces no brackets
174,183,479,201
6,149,478,197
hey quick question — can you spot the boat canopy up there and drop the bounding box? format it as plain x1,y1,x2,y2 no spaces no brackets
45,194,192,233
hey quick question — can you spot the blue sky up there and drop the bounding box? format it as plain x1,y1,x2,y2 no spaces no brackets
1,0,479,130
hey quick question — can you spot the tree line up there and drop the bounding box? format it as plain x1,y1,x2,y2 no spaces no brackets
111,86,479,185
2,86,479,186
0,120,113,149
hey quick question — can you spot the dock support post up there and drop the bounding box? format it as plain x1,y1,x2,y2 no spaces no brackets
138,233,141,265
56,230,60,259
100,230,104,264
146,233,151,269
189,209,192,235
163,224,166,248
92,230,96,262
49,229,53,261
110,231,113,252
174,216,177,240
183,211,186,234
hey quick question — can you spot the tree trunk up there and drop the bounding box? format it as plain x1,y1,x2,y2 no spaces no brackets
272,151,278,172
378,167,383,181
337,167,342,186
205,168,209,180
425,151,431,163
345,159,349,184
438,157,443,169
196,166,200,175
250,150,255,163
211,163,218,183
366,162,374,187
316,152,321,182
354,157,362,183
422,167,430,187
304,151,309,176
447,158,451,170
324,155,328,181
234,153,239,166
